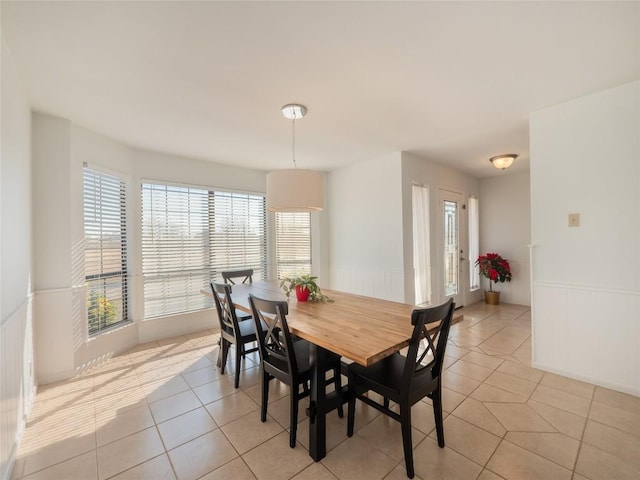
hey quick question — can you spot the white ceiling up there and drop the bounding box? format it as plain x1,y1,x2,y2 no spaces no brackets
2,1,638,178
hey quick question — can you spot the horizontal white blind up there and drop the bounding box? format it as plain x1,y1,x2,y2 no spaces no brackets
276,212,311,279
84,168,128,335
210,191,266,279
141,183,266,318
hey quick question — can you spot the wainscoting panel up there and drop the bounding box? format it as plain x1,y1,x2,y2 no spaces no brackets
532,282,640,396
329,266,405,303
1,297,35,480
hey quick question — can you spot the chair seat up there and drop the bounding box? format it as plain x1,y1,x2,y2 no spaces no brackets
264,338,340,377
236,310,252,321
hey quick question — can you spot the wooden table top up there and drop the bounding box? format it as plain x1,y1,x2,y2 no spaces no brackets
204,281,461,367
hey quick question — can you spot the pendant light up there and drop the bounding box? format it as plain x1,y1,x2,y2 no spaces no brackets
266,104,324,212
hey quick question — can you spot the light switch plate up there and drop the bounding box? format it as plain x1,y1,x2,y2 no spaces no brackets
568,213,580,227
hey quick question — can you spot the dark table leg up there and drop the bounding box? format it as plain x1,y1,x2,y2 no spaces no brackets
308,343,327,461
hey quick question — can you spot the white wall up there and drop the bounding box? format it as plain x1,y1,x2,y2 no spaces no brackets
401,152,481,307
1,38,35,480
479,171,531,306
530,81,640,395
327,153,405,301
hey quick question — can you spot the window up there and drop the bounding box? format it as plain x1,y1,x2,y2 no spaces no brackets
469,196,480,290
275,212,311,279
84,167,128,335
412,184,431,305
141,183,266,318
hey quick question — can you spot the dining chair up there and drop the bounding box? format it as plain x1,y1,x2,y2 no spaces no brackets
221,268,254,285
346,298,455,479
210,282,262,388
221,269,254,320
249,294,344,448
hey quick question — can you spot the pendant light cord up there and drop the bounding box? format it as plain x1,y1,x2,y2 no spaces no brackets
291,118,297,168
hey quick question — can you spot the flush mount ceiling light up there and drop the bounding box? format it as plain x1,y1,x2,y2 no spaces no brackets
266,104,324,212
489,154,518,170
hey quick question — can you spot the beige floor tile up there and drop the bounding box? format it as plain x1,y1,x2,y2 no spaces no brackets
264,394,303,429
357,414,426,462
477,470,506,480
444,344,472,359
413,437,483,480
205,390,260,426
200,457,256,480
442,371,482,396
496,360,544,383
21,432,97,476
291,462,341,480
526,400,586,440
486,440,572,480
447,360,494,382
449,330,486,347
141,376,191,403
484,403,555,432
575,443,640,480
540,373,594,400
589,400,640,437
168,429,238,480
109,454,176,480
96,404,155,446
320,434,397,480
433,415,501,466
470,384,528,403
182,365,222,388
243,378,291,405
530,385,590,417
148,389,202,424
593,386,640,415
20,451,97,480
157,407,218,450
383,464,424,480
180,355,215,374
406,400,439,435
94,387,147,416
92,372,141,397
582,420,640,467
504,432,579,469
484,371,537,397
96,427,165,480
511,339,532,365
479,335,527,356
451,398,506,437
460,351,504,370
192,377,237,405
241,431,314,480
221,413,284,454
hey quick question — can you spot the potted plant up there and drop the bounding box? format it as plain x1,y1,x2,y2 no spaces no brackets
475,253,512,305
280,274,333,303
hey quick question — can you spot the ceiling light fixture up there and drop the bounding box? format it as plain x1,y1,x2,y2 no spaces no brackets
489,154,518,170
266,104,324,212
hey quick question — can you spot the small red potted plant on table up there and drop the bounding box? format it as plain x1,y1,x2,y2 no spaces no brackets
476,253,512,305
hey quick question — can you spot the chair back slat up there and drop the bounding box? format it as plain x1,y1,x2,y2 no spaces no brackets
401,298,455,393
221,269,254,285
249,295,298,376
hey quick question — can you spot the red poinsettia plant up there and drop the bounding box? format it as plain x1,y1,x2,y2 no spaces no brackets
476,253,512,292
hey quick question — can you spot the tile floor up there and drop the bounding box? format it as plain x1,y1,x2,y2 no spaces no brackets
11,302,640,480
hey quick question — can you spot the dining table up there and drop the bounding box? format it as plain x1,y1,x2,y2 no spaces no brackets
203,280,462,461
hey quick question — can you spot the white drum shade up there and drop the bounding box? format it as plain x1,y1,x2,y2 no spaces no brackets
266,169,324,212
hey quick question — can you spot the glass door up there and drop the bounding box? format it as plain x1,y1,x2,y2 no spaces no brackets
440,189,465,307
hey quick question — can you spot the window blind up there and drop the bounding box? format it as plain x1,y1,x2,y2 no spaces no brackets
275,212,311,279
141,183,266,318
84,168,128,335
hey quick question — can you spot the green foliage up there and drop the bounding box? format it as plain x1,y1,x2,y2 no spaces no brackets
280,274,333,303
87,290,118,333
